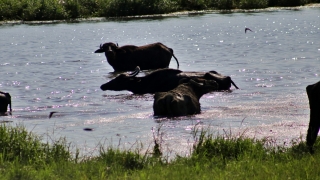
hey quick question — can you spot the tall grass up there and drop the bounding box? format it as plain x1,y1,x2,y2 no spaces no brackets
0,125,71,164
1,124,320,179
0,0,319,21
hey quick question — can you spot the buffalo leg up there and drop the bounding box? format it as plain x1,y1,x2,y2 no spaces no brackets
306,110,320,148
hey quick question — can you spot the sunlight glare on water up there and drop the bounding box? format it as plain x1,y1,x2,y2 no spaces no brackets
0,7,319,157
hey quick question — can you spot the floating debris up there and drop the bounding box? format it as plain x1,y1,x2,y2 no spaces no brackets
49,111,58,119
83,128,94,131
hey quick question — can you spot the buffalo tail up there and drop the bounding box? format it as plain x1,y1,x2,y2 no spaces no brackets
172,54,179,69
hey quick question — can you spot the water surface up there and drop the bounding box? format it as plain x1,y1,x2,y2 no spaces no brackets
1,7,319,157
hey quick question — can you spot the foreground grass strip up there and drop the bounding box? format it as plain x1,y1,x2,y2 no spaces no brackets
1,124,320,179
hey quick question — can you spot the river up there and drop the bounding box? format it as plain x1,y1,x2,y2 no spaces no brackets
1,7,319,158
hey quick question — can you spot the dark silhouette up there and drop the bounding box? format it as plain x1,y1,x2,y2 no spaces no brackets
306,81,320,152
83,128,94,131
100,66,239,94
95,42,179,71
49,111,58,119
245,28,253,33
153,79,219,116
0,91,12,114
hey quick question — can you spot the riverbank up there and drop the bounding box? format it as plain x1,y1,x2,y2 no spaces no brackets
1,124,320,179
0,0,319,24
1,3,320,25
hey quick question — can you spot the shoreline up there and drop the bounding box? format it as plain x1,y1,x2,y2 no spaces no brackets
1,3,319,26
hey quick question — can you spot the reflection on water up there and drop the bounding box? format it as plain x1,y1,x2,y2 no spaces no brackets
0,7,319,157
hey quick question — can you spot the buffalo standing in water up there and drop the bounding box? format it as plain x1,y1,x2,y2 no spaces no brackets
306,81,320,152
100,66,238,94
0,91,12,115
153,79,219,117
94,42,179,71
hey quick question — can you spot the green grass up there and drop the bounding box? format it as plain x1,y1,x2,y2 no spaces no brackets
0,0,319,21
1,124,320,179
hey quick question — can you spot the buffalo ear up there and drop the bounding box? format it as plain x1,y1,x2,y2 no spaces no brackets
178,78,189,84
204,80,219,89
189,79,201,87
114,48,126,53
203,80,213,85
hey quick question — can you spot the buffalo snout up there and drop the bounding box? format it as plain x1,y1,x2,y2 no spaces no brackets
94,48,105,53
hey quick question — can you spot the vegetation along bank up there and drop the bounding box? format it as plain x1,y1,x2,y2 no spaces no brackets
1,125,320,179
0,0,320,21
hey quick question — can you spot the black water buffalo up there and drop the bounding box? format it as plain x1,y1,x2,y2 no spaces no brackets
153,79,219,116
100,66,239,94
0,91,12,114
306,81,320,151
94,42,179,71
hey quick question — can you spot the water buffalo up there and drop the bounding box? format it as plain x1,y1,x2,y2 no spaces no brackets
0,91,12,114
153,79,219,116
306,81,320,151
100,66,239,94
94,42,179,71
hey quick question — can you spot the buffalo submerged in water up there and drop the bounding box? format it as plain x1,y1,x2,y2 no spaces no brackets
153,79,219,116
100,66,239,94
95,42,179,71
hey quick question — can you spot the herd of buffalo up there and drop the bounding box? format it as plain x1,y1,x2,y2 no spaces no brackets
0,42,319,151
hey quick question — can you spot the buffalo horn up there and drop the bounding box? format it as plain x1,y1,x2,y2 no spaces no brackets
9,101,12,112
100,44,102,49
128,66,140,77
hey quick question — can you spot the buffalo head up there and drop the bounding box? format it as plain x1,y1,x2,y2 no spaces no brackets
100,66,141,91
95,42,118,53
183,79,219,99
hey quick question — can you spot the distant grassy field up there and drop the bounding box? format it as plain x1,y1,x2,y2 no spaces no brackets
0,0,319,21
1,124,320,179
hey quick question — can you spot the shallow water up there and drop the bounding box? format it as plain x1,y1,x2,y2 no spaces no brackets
1,7,319,157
